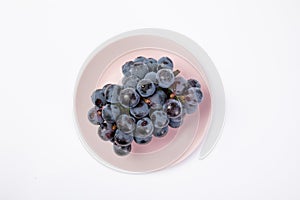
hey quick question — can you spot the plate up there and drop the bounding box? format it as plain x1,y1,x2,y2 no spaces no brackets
73,29,225,173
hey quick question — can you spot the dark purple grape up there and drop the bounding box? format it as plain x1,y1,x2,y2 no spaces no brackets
145,58,158,72
134,135,152,145
116,114,135,133
147,90,167,109
105,84,121,104
170,76,189,95
168,119,183,128
150,110,169,128
87,107,103,125
122,61,134,76
157,57,173,70
114,129,133,146
135,117,154,138
136,79,156,97
91,89,106,107
194,88,203,103
129,101,149,119
184,87,203,105
98,123,116,141
153,126,169,137
163,99,182,119
129,62,149,79
101,104,121,123
168,114,184,128
187,79,201,88
183,102,198,114
170,114,184,122
122,75,140,89
134,56,147,63
144,72,158,84
113,143,131,156
156,69,174,88
102,84,112,91
118,88,140,108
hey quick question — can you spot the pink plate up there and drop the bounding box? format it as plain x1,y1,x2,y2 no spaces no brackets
74,29,219,173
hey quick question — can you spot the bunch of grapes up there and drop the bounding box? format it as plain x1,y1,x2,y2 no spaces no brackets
87,56,203,156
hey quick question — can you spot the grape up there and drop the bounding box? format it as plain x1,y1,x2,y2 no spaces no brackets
105,84,121,104
134,56,147,63
134,135,152,145
87,107,103,125
129,62,149,79
157,57,173,70
169,118,183,128
129,100,149,119
183,102,198,114
98,122,115,141
168,114,184,128
114,129,133,146
156,69,174,88
163,99,182,119
135,117,154,138
116,114,136,133
148,107,159,118
153,126,169,138
91,89,106,107
147,90,167,109
150,110,169,128
101,104,121,123
122,61,134,76
145,58,158,72
102,84,112,91
113,143,131,156
170,114,184,122
118,88,140,108
170,76,188,95
136,79,156,97
122,75,140,89
144,72,158,84
184,87,203,105
194,88,203,103
187,78,201,88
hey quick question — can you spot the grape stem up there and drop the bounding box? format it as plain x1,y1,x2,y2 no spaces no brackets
177,95,185,103
173,69,180,77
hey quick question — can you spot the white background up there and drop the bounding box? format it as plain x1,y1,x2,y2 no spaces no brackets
0,0,299,199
